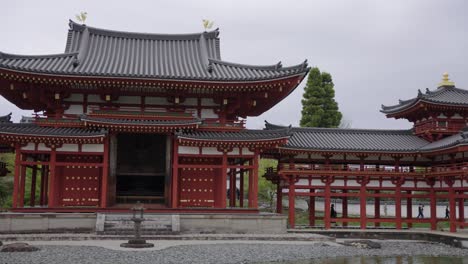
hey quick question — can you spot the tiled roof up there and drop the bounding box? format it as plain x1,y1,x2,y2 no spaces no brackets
0,113,12,123
176,128,292,141
265,122,430,152
0,20,309,82
0,123,106,137
419,129,468,151
81,116,202,126
381,86,468,114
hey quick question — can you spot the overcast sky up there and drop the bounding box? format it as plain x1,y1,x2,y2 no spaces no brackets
1,0,467,129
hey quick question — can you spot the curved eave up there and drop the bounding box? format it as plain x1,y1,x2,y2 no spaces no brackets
0,66,309,84
277,146,420,155
382,99,468,118
176,135,291,143
0,131,106,143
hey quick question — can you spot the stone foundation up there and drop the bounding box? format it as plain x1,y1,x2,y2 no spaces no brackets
0,213,287,234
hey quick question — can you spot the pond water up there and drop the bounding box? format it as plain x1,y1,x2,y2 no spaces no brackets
258,256,467,264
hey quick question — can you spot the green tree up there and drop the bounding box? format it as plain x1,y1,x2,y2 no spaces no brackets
300,67,342,128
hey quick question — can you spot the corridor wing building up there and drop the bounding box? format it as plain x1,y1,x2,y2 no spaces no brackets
0,21,466,232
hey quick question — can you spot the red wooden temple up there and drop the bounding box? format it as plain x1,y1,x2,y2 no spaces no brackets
0,21,466,233
264,73,468,232
0,21,308,213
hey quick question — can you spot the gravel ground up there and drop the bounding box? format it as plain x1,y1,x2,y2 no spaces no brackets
0,241,467,264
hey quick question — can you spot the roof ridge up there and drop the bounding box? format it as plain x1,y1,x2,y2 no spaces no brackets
68,20,220,41
265,121,414,134
209,59,308,71
0,51,78,60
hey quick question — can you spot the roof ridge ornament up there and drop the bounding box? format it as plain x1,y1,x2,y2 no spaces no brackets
438,72,455,88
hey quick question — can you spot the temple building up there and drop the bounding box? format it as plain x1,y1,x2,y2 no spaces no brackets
0,20,308,212
0,21,466,233
265,73,467,232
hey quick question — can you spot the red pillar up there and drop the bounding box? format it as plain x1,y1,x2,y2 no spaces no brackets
324,180,332,229
171,139,179,208
221,151,228,208
395,185,402,229
39,165,46,206
374,190,380,227
407,190,413,228
239,170,244,208
309,188,315,226
458,196,465,229
342,190,348,227
430,188,437,230
48,147,57,208
100,136,110,208
29,164,38,207
276,182,282,213
229,169,236,207
360,183,367,229
449,188,456,232
288,176,295,228
44,165,49,205
12,144,21,208
18,163,27,208
248,151,259,208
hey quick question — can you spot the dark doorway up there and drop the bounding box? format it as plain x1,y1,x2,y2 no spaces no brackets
116,134,167,204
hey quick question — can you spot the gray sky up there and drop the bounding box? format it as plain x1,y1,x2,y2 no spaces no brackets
1,0,467,129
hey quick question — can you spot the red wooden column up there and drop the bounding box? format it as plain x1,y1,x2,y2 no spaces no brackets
342,189,348,227
288,176,296,228
48,147,57,208
239,169,244,208
221,150,228,208
429,187,437,230
12,144,21,208
394,157,402,230
248,151,259,208
449,186,456,232
324,179,332,229
29,163,38,207
458,196,465,229
229,169,236,207
18,158,27,208
309,188,315,226
374,190,380,227
276,182,282,213
171,139,179,208
359,182,367,229
39,165,46,206
43,165,49,206
100,136,110,208
395,185,402,229
358,156,368,229
406,190,413,228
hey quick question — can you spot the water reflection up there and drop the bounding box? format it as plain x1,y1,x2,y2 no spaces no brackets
259,256,466,264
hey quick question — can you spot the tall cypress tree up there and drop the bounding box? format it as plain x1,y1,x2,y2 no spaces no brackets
300,67,342,128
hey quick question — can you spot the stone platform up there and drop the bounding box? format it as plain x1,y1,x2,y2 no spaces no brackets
0,212,287,234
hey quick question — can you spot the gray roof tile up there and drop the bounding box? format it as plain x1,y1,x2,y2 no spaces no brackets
176,128,291,141
381,86,468,114
0,20,309,82
265,122,430,152
0,123,106,137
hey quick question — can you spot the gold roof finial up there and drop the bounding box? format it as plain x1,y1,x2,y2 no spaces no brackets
438,72,455,87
